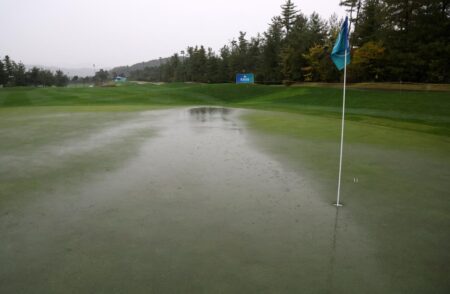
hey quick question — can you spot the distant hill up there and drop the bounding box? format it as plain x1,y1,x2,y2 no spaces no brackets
110,58,169,76
25,58,171,78
26,65,101,77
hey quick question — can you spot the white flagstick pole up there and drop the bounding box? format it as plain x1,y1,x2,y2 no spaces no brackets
335,48,347,207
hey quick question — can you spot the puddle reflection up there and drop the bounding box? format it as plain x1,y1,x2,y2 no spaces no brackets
189,107,232,122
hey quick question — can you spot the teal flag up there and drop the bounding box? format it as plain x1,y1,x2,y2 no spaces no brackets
331,16,350,71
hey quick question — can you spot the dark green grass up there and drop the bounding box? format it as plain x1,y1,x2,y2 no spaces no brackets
1,83,448,135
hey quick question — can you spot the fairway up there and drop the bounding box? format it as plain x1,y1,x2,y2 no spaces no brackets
0,84,449,293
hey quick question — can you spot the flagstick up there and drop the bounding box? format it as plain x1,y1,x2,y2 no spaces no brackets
334,48,347,207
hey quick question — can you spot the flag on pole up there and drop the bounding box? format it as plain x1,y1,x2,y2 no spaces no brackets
332,16,351,207
331,16,351,70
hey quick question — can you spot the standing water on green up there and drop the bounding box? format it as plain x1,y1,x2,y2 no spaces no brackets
0,107,448,293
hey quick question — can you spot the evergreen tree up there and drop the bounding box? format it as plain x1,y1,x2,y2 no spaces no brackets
353,0,384,46
171,53,181,82
308,12,328,46
197,46,208,82
123,0,450,84
71,75,79,83
29,67,40,86
187,46,207,82
382,0,450,82
327,13,341,43
55,70,69,87
37,69,55,86
280,13,309,81
206,48,219,83
94,69,109,84
261,17,284,83
3,56,15,86
281,0,298,35
3,56,14,77
218,45,232,82
247,35,263,76
0,59,6,86
339,0,363,30
15,62,27,86
162,54,180,82
185,46,195,81
228,32,250,75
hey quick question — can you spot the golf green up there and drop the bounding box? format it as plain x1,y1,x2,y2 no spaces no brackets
0,84,449,293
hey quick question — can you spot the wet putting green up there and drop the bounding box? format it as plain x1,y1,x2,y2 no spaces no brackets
0,106,449,293
244,110,450,293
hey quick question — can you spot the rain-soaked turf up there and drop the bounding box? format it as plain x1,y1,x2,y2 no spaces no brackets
0,83,448,135
0,84,449,293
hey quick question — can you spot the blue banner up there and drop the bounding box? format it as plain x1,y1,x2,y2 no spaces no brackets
236,73,255,84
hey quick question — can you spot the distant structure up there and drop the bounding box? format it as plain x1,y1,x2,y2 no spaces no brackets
113,76,127,83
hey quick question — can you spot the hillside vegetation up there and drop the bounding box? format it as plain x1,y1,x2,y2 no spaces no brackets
127,1,450,84
110,57,170,76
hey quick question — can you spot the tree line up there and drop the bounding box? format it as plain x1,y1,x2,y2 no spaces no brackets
0,55,70,87
129,0,449,84
71,69,111,85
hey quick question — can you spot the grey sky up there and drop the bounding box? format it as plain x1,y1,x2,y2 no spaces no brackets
0,0,345,68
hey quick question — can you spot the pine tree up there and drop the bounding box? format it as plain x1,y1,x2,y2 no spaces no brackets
218,45,231,82
225,32,250,76
382,0,450,82
247,35,263,75
123,0,449,84
38,69,55,86
353,0,383,46
261,17,284,83
327,13,341,43
206,48,219,83
0,59,6,86
3,55,15,85
28,67,40,86
185,47,195,81
280,12,311,82
189,46,207,82
55,70,69,87
94,69,109,84
339,0,362,32
308,12,328,46
15,62,27,86
281,0,298,35
3,56,13,76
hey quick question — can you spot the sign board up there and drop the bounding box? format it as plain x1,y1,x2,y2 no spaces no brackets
236,73,255,84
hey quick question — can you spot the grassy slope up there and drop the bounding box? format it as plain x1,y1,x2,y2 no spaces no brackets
0,83,449,135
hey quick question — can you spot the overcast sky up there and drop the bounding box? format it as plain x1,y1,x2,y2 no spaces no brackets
0,0,346,68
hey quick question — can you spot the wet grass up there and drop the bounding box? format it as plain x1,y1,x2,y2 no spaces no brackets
242,110,450,293
0,83,449,293
0,83,449,136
